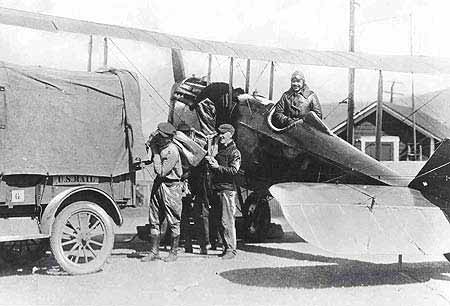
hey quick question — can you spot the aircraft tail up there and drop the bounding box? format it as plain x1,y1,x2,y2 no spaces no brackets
409,138,450,211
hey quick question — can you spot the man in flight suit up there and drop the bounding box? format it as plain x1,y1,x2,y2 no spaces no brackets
273,70,322,128
142,122,183,262
207,124,241,260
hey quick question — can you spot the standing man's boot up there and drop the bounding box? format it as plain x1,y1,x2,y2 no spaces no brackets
200,215,209,255
141,234,161,262
184,242,193,253
164,235,180,262
221,250,236,260
184,231,193,253
200,244,208,255
199,232,208,255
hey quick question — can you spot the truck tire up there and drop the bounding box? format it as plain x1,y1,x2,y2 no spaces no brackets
50,201,114,275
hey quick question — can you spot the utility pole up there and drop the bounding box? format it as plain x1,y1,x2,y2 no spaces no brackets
383,80,403,103
87,35,93,72
347,0,356,145
207,54,212,84
229,57,234,103
268,61,275,100
103,37,108,67
410,13,417,160
375,70,383,161
245,59,251,93
389,81,395,103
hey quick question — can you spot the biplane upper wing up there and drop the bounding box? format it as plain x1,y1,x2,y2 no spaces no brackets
269,182,450,255
1,7,450,74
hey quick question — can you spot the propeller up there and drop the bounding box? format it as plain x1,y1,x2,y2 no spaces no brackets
171,48,186,83
168,49,186,124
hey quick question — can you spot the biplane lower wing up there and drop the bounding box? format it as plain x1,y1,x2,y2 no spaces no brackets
269,182,450,255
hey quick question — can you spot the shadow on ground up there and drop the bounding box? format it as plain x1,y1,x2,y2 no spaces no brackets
220,243,450,289
0,232,177,277
264,231,305,243
0,253,70,277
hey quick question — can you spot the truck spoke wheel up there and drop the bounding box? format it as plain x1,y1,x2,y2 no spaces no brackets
50,202,114,275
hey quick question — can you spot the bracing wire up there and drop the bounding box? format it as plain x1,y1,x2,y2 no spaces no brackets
251,61,270,92
397,89,445,127
323,101,345,120
235,60,248,80
107,38,449,202
108,45,169,117
213,54,226,71
108,38,184,121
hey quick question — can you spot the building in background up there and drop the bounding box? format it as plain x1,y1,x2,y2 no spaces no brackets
322,87,450,163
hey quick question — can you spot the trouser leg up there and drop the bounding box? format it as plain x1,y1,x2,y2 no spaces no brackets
161,182,183,262
181,196,193,252
142,181,164,262
219,190,237,254
148,180,165,237
209,193,220,250
194,199,210,254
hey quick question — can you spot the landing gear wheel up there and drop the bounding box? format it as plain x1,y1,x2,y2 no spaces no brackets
50,202,114,275
0,239,48,265
244,191,271,242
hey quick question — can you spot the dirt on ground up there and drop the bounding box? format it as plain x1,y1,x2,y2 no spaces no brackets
0,207,449,306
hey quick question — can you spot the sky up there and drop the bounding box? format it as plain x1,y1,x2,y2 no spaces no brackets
0,0,449,134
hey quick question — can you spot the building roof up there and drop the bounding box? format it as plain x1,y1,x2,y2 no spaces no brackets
322,102,369,130
396,87,450,126
384,103,450,140
323,98,450,140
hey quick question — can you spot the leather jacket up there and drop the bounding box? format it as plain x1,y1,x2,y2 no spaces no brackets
210,140,241,191
273,85,322,128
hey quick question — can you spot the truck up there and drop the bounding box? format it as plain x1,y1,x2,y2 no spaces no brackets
0,61,147,274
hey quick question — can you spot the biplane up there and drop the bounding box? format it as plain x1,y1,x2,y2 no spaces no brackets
1,7,450,262
170,73,450,258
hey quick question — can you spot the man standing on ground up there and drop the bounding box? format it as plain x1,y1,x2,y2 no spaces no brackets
142,122,183,262
207,124,241,260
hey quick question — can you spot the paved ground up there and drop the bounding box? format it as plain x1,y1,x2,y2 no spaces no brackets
0,207,449,306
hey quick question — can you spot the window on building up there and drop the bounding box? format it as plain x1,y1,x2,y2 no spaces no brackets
360,136,400,161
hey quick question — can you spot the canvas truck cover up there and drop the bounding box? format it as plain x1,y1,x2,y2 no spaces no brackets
0,61,147,177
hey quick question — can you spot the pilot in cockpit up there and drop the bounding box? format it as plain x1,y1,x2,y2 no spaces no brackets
272,70,322,128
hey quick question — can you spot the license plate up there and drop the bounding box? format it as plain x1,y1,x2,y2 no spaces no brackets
11,190,25,203
54,175,99,186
